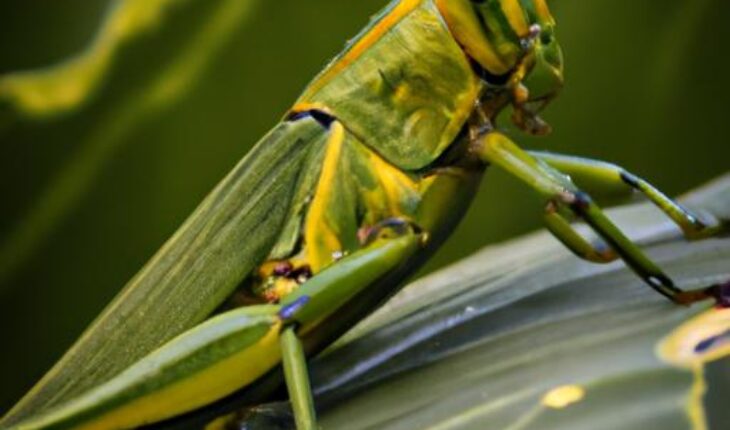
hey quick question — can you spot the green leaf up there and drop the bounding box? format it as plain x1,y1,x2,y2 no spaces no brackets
305,175,730,430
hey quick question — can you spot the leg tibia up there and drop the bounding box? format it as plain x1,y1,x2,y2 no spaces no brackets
280,327,317,430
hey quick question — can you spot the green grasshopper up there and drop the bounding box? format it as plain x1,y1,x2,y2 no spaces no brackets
4,0,729,429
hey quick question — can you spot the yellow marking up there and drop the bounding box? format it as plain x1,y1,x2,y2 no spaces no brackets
77,322,282,430
393,83,410,103
657,308,730,368
366,150,419,216
656,308,730,430
534,0,555,25
687,365,708,430
299,0,423,100
270,279,300,300
435,0,511,75
500,0,530,36
352,139,424,225
541,385,585,409
304,122,347,272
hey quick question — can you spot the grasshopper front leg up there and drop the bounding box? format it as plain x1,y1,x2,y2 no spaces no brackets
528,151,725,240
526,151,726,265
472,131,728,306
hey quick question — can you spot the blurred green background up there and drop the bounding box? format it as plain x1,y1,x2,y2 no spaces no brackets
1,0,728,413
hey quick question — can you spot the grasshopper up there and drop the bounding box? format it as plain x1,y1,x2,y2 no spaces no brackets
4,0,728,429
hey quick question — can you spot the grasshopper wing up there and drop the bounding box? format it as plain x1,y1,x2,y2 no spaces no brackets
3,118,326,425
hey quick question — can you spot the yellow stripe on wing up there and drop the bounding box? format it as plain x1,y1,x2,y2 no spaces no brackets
79,322,282,430
304,122,347,273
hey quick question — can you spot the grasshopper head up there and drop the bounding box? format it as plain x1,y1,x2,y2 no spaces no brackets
438,0,564,134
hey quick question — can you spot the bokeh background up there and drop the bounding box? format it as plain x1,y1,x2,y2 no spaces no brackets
1,0,728,412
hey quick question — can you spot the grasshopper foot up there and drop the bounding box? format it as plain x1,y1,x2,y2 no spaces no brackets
707,280,730,309
670,280,730,307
